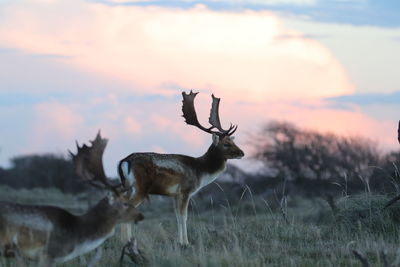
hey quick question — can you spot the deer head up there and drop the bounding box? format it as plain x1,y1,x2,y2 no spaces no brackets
182,91,244,159
70,131,143,223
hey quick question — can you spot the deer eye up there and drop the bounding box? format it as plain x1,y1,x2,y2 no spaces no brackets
223,143,231,148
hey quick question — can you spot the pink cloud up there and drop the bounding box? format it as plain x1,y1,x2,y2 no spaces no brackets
124,116,142,134
150,114,206,147
0,1,354,102
1,1,396,174
231,100,398,153
28,102,84,153
151,146,167,154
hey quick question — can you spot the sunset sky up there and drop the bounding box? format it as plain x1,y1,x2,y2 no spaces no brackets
0,0,399,174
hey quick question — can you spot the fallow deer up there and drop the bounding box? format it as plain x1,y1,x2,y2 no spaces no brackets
118,91,244,245
0,132,143,266
384,120,400,209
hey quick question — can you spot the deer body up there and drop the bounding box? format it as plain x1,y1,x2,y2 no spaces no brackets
120,91,244,245
0,199,123,265
120,144,229,199
0,133,143,266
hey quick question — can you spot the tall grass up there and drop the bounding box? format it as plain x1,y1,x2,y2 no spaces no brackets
67,193,400,266
2,188,400,266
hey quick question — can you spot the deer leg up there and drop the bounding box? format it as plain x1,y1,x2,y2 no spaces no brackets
41,258,55,267
120,224,133,244
11,243,27,267
180,195,190,245
86,247,102,267
173,198,183,244
121,193,144,243
174,194,190,245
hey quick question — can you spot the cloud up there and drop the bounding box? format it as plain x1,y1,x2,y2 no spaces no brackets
1,0,397,175
182,0,317,5
149,114,205,147
90,0,400,28
94,0,317,6
235,99,399,150
329,91,400,106
326,91,400,128
284,17,400,95
124,116,142,134
105,0,151,2
0,1,354,102
29,102,84,153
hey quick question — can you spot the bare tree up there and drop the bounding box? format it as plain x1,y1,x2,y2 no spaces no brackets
252,121,381,193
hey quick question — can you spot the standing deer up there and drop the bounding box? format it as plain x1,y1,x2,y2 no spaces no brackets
0,132,143,266
119,91,244,245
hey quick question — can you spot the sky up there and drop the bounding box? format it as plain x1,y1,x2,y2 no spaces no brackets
0,0,399,175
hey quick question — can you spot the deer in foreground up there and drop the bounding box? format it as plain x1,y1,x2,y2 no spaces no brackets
0,132,143,266
119,91,245,245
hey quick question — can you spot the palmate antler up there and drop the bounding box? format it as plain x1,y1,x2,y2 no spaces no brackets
182,91,237,137
70,131,125,196
398,120,400,144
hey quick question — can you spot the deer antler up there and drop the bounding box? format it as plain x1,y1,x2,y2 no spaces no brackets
182,91,237,137
70,131,122,196
209,94,237,136
398,120,399,144
182,91,214,134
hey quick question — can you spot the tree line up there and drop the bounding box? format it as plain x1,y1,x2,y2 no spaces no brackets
250,121,400,197
0,120,399,196
0,154,89,193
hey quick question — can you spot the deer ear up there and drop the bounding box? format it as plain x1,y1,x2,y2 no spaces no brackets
212,133,219,146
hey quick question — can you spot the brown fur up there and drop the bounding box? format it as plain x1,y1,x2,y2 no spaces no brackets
0,199,143,265
0,132,144,266
119,135,244,244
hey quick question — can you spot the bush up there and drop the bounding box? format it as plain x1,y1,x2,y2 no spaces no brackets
0,154,91,193
334,194,400,234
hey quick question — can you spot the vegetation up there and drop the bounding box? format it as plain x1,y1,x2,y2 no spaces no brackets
251,121,399,196
0,185,102,212
2,191,400,266
1,120,399,199
0,154,89,193
2,120,400,266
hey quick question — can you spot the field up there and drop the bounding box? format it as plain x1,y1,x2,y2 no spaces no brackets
2,186,400,267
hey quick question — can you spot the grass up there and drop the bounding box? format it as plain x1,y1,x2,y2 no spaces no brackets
0,185,102,213
335,194,400,234
2,188,400,266
68,194,400,266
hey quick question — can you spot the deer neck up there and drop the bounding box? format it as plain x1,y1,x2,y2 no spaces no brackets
198,144,227,175
47,200,117,264
77,199,118,238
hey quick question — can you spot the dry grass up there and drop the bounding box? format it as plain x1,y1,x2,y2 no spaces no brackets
2,188,400,267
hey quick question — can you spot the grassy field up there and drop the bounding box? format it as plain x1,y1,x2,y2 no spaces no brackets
0,185,102,213
2,187,400,267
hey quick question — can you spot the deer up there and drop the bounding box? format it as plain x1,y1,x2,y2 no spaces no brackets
0,132,144,267
118,91,245,245
384,120,400,209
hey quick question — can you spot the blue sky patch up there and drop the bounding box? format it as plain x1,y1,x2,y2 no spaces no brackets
89,0,400,27
328,91,400,106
